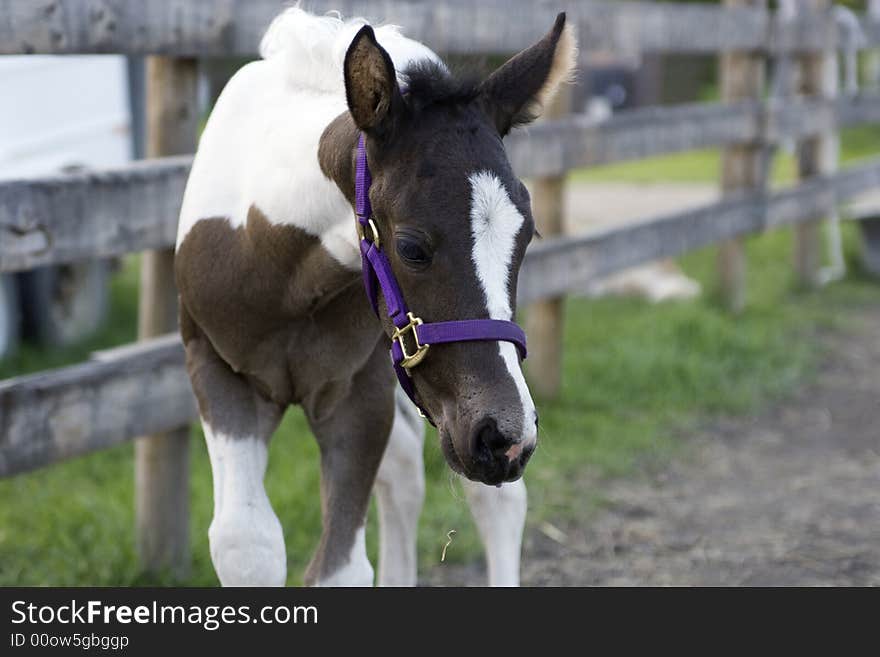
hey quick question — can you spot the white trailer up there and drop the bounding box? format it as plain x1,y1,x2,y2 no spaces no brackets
0,55,134,358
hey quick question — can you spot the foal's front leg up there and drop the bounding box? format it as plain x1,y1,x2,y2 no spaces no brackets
183,321,287,586
374,391,528,586
462,478,527,586
203,420,286,586
302,343,395,587
374,389,426,586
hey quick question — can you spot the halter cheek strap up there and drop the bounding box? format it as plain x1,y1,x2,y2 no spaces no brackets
355,134,527,425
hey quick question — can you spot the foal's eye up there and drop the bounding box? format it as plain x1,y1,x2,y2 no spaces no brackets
395,237,431,266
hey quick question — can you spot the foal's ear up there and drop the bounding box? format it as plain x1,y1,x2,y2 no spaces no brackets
344,25,402,136
480,12,578,136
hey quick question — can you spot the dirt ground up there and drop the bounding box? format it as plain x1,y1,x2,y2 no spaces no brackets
425,306,880,586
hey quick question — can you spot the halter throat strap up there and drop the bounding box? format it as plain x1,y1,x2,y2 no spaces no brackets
354,134,527,425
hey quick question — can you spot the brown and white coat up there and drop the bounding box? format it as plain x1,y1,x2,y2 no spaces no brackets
175,7,577,586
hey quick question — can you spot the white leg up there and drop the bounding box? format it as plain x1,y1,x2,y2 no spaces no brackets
204,422,287,586
462,477,527,587
313,526,374,587
374,392,426,586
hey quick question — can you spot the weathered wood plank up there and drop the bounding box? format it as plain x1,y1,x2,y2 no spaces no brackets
0,0,874,57
506,94,880,179
0,335,196,478
767,161,880,229
517,157,880,304
0,0,768,56
506,101,757,179
519,195,764,305
836,94,880,127
0,0,278,56
2,95,879,274
0,156,190,272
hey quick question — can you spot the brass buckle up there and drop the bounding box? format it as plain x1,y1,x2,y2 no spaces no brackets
356,217,381,248
392,312,430,369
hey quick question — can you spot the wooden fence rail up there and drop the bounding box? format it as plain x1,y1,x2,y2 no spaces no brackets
0,335,195,478
518,157,880,303
2,0,879,57
0,157,188,273
3,95,880,274
506,94,880,178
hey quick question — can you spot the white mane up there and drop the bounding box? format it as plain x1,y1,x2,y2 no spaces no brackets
258,6,442,94
175,7,442,264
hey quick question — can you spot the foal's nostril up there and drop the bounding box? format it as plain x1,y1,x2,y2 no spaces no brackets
472,419,507,462
468,418,535,484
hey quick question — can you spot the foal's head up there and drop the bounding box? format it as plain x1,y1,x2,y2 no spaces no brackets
321,14,577,485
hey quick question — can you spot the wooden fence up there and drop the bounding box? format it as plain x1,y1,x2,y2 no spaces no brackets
2,0,879,574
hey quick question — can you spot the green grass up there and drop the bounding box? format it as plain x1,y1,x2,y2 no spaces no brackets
1,222,876,585
569,124,880,185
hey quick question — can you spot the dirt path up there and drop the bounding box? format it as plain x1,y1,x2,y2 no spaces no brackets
426,306,880,586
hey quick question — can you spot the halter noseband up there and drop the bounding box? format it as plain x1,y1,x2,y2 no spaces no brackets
355,134,528,425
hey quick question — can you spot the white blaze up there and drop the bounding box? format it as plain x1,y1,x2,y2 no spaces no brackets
468,171,537,444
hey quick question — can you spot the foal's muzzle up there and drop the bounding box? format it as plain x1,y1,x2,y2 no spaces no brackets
439,414,536,486
469,417,536,485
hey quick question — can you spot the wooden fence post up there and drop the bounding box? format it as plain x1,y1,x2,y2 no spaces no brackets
525,86,571,400
135,57,198,577
718,0,766,313
794,0,836,288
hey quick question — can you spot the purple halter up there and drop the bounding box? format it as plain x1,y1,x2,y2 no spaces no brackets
355,133,527,424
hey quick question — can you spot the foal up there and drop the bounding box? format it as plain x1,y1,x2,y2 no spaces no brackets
175,8,576,586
